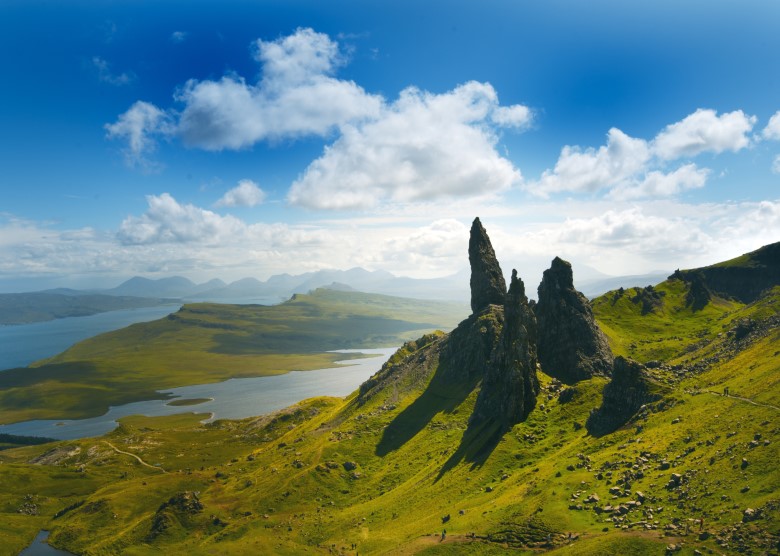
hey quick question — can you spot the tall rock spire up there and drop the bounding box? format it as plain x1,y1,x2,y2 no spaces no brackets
535,256,613,384
471,269,539,428
469,217,506,314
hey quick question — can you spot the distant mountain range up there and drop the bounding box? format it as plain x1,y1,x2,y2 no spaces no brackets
34,267,669,304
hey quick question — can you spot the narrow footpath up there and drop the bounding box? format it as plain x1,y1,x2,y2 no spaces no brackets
103,441,167,473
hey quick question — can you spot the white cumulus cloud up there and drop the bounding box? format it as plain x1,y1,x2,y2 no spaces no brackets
215,179,266,207
118,193,246,245
763,111,780,140
529,109,759,200
609,163,709,200
175,27,382,150
287,81,526,210
652,108,756,160
534,128,650,196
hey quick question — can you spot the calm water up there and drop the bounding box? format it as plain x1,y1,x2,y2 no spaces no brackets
18,531,74,556
0,348,395,440
0,304,181,370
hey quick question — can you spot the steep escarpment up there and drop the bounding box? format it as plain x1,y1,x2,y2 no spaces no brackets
672,241,780,303
535,257,613,384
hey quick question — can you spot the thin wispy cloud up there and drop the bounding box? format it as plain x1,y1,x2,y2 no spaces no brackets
92,56,134,86
105,101,173,169
170,31,188,43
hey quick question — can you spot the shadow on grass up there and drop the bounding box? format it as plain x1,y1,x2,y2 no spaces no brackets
375,362,478,458
435,420,504,481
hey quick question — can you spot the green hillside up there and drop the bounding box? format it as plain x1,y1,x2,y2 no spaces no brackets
0,248,778,555
0,289,467,423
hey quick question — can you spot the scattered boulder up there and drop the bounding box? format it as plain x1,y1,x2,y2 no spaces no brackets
148,491,203,540
342,461,358,472
535,257,613,383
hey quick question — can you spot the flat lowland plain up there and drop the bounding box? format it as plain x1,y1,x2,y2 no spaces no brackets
0,289,467,424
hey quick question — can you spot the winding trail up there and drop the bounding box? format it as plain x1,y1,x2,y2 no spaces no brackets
705,391,780,411
103,441,167,473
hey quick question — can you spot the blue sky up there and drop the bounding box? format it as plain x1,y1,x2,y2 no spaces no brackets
1,0,779,291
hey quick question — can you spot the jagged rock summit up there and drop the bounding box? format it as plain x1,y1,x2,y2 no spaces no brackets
471,269,540,428
535,256,613,384
364,220,617,434
469,217,507,314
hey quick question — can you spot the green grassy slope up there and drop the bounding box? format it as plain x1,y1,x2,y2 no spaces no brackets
591,278,742,363
1,281,777,555
0,289,467,424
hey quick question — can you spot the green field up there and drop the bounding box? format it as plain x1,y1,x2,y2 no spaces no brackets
0,278,777,555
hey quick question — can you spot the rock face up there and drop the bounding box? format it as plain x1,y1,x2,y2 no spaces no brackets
469,217,507,313
683,271,712,310
671,241,780,303
586,356,666,436
471,270,540,428
535,257,613,384
440,306,504,385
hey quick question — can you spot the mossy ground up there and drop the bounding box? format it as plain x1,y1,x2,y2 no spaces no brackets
1,285,778,555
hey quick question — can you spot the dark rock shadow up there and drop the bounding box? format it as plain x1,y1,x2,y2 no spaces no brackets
375,364,478,457
436,419,504,481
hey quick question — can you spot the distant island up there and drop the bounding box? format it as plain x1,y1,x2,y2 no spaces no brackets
0,292,177,325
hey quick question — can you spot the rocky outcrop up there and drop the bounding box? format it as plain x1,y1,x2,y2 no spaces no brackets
683,271,711,310
439,306,504,385
471,270,540,428
535,257,613,384
357,333,444,404
469,217,507,313
671,241,780,303
585,356,666,436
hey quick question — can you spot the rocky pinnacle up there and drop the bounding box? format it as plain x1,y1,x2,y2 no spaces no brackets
471,269,540,428
469,217,507,314
535,256,613,384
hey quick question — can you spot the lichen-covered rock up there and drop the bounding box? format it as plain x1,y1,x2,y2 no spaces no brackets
586,356,666,436
469,217,506,314
471,269,539,428
535,257,613,383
